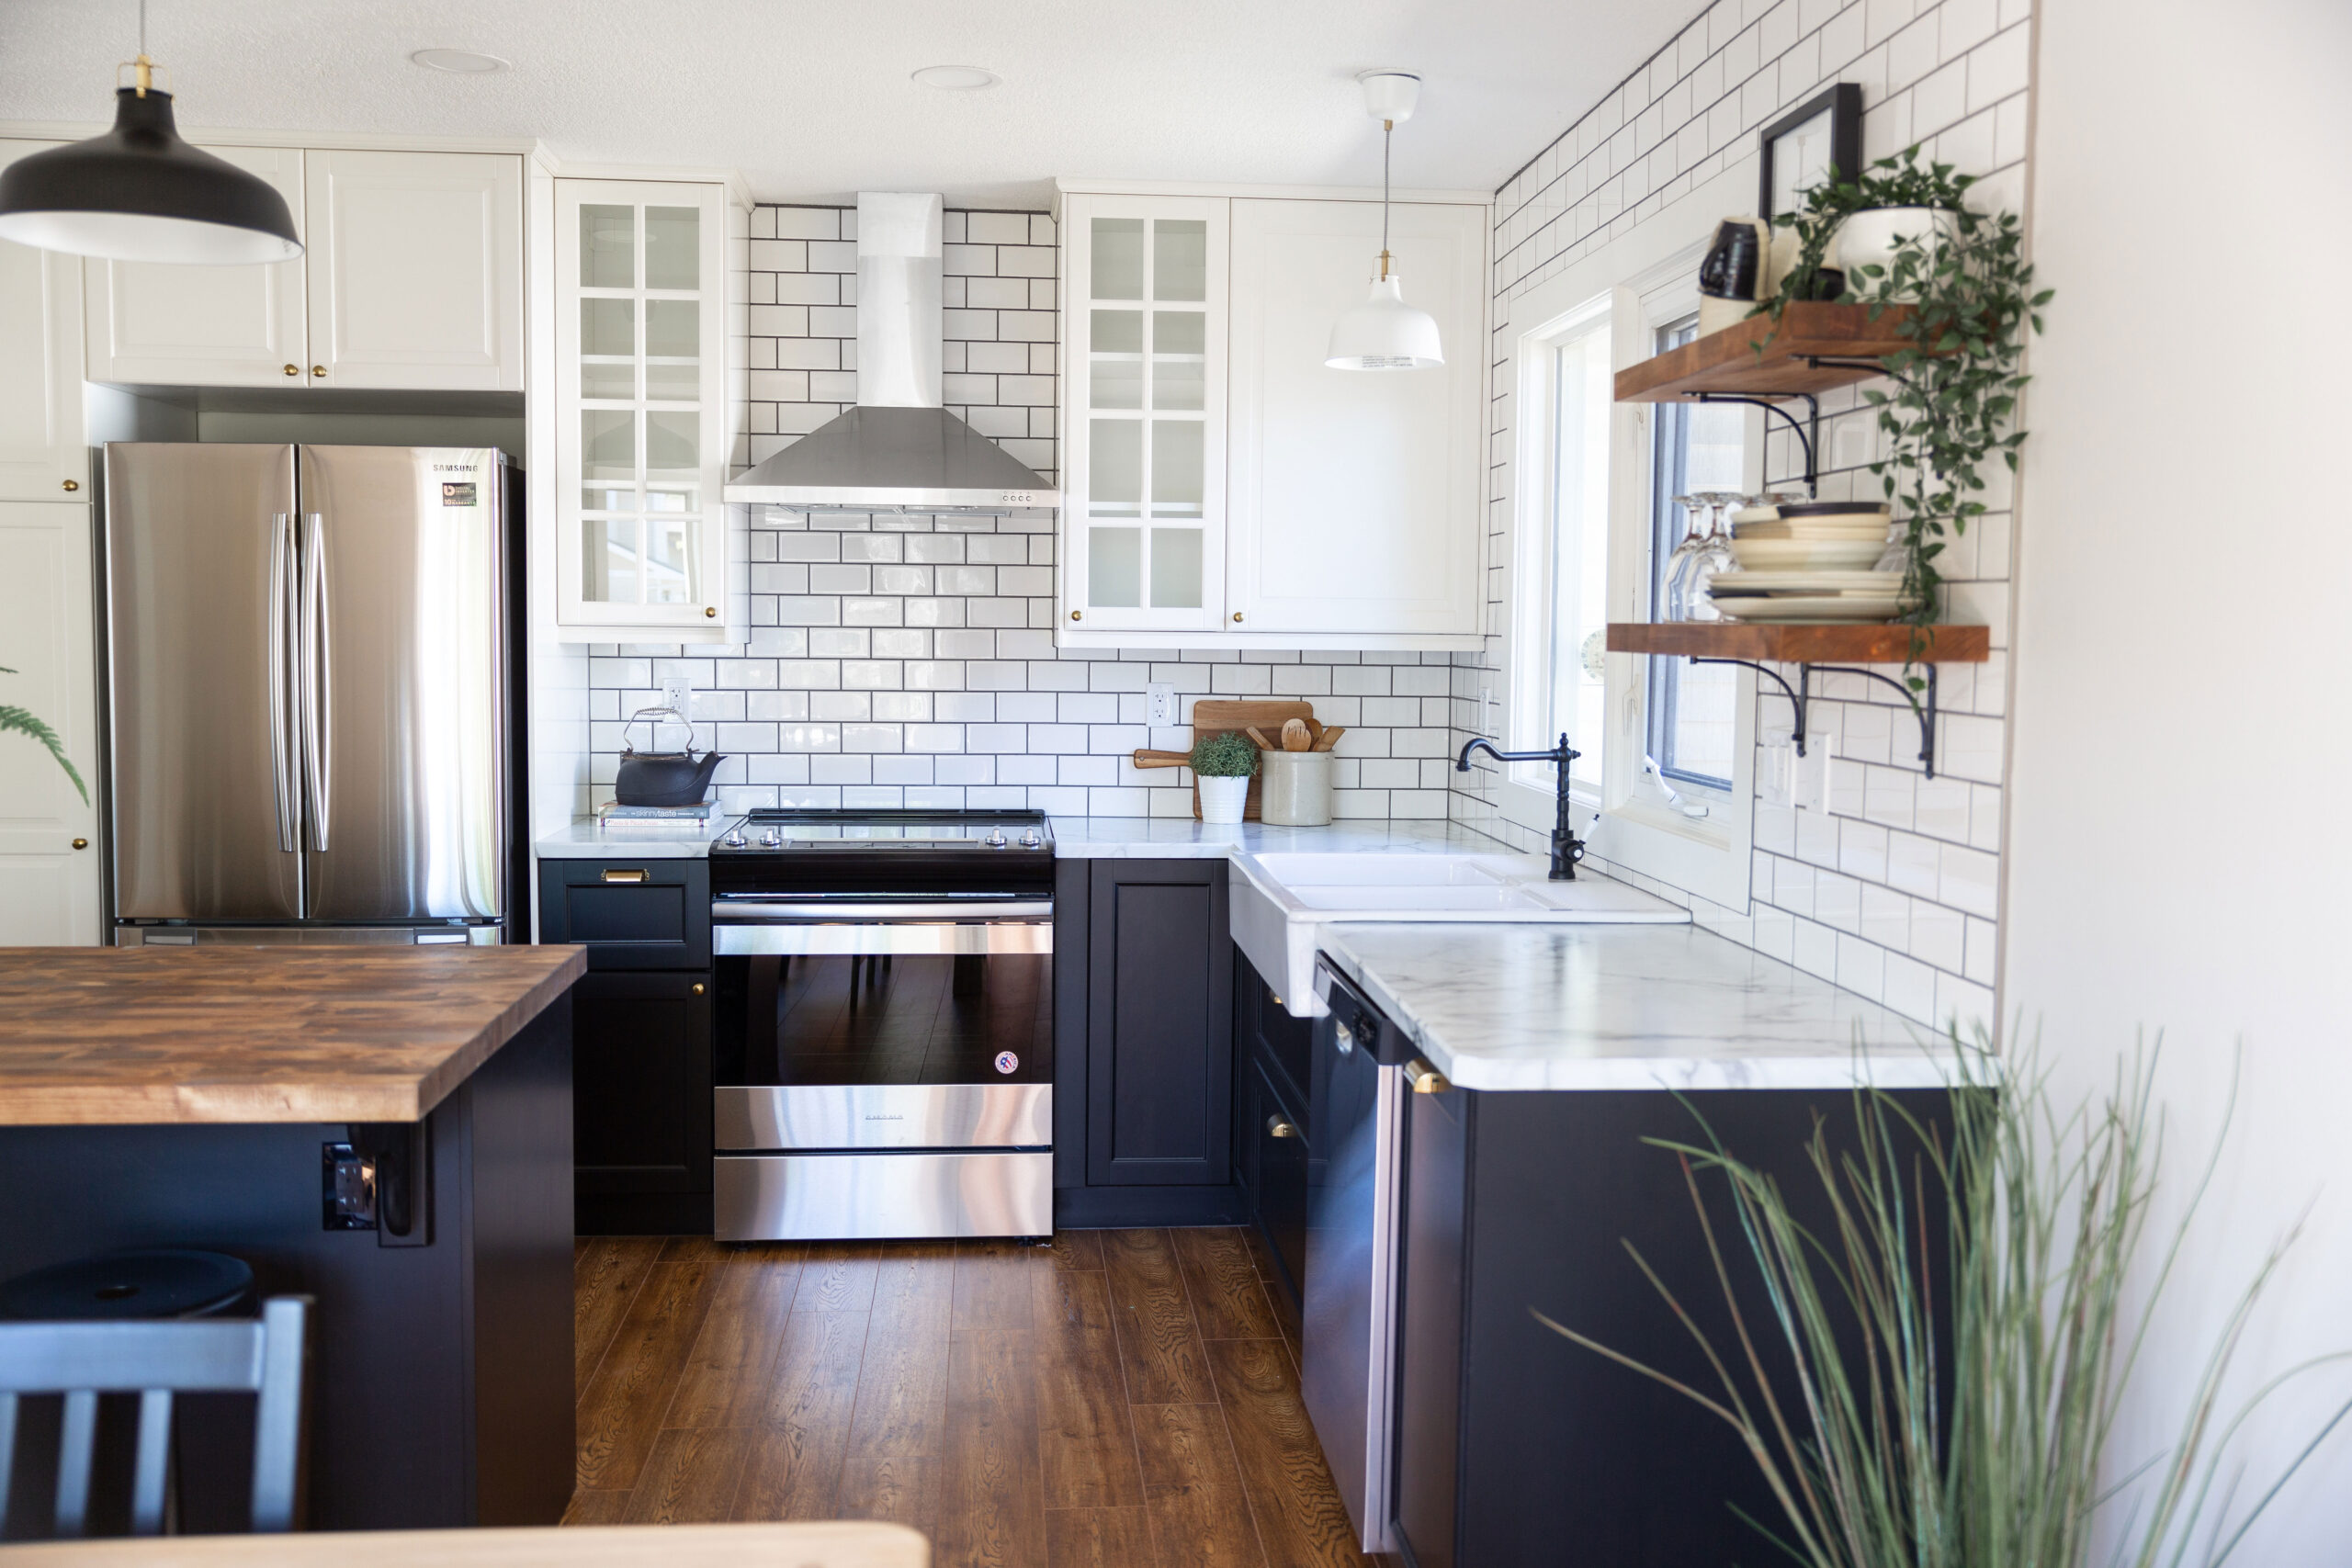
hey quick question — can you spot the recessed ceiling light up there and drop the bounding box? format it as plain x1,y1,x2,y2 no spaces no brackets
410,49,509,74
910,64,1000,91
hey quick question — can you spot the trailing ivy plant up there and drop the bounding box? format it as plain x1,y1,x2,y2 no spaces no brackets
1,665,87,804
1763,148,2051,682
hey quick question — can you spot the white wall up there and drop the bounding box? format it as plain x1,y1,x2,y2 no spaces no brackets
2007,0,2352,1557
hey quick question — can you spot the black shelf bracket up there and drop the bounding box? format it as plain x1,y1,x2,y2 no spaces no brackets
1690,391,1819,495
1686,655,1942,778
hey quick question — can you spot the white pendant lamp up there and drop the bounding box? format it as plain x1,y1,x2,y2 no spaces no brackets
0,0,302,265
1327,71,1442,371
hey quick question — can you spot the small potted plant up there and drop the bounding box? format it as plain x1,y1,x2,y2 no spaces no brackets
1190,731,1258,824
1827,146,1972,287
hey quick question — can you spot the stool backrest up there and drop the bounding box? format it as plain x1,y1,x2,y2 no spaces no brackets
0,1294,309,1537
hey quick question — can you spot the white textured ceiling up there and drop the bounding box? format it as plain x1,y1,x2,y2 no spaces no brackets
0,0,1693,208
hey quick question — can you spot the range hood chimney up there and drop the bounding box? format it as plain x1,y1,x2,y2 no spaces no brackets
722,192,1060,512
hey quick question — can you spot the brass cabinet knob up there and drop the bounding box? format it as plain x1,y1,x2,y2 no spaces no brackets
704,606,717,618
1232,612,1244,623
1069,610,1081,621
71,838,88,850
1404,1057,1452,1095
283,363,300,377
311,365,326,377
691,982,706,995
61,479,78,492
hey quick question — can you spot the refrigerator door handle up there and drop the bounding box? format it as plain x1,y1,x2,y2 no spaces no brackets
267,513,298,853
300,512,332,853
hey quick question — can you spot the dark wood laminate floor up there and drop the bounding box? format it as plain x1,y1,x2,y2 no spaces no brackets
566,1226,1393,1568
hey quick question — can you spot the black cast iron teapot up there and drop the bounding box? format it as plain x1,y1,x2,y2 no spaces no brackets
614,706,725,807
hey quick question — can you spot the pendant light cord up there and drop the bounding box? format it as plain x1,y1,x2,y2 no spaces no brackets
132,0,153,95
1380,119,1394,280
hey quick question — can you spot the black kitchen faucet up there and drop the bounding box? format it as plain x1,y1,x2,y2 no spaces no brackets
1454,734,1586,880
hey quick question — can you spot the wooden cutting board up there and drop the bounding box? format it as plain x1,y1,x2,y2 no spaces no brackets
1186,699,1317,820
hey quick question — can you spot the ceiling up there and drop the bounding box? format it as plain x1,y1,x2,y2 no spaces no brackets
0,0,1692,209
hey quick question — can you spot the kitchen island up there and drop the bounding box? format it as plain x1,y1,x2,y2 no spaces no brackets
0,945,585,1532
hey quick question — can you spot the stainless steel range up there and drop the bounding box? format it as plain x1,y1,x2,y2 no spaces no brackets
708,808,1054,1241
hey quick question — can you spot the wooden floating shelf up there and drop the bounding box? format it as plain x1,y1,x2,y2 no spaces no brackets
1612,301,1919,403
1607,622,1989,663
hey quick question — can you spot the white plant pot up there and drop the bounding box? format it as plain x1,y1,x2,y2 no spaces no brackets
1198,774,1250,825
1834,206,1962,289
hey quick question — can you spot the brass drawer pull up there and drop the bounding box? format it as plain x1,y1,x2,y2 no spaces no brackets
599,868,649,885
1404,1058,1452,1095
283,363,300,377
311,364,327,377
62,479,79,492
1266,1114,1298,1140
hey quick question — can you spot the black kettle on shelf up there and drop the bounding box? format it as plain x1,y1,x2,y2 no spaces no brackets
614,706,725,807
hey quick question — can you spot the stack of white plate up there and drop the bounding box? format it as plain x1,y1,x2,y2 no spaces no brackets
1713,502,1908,621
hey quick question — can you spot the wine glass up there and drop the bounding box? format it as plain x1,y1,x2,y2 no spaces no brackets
1661,495,1713,622
1682,492,1741,620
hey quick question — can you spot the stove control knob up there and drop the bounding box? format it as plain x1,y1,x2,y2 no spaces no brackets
720,826,747,848
1020,829,1043,849
760,827,784,848
985,828,1010,849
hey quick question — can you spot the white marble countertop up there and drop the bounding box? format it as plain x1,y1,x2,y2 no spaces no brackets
535,818,718,860
537,815,1511,862
1318,922,1955,1092
1046,817,1511,859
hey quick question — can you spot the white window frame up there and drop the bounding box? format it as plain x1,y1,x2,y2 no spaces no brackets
1499,243,1760,911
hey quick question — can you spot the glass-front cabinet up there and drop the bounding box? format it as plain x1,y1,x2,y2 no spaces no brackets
1060,195,1228,634
556,179,730,638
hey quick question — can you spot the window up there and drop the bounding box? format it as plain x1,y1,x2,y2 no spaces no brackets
1644,317,1744,792
1502,297,1611,829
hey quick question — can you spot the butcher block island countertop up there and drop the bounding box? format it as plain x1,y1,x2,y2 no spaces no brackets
0,944,586,1125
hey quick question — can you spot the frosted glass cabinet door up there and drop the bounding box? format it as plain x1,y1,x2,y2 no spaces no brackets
1061,194,1227,635
305,150,524,390
1226,197,1486,637
555,179,728,637
82,143,308,389
0,142,87,503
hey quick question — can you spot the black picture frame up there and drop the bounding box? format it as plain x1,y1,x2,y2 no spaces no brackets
1758,84,1861,220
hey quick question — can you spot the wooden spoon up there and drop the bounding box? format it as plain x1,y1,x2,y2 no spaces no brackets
1130,749,1193,769
1281,718,1312,752
1245,726,1278,750
1310,726,1346,752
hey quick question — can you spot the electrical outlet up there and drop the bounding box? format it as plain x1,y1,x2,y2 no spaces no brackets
1758,734,1794,807
661,675,694,718
1146,682,1178,728
1794,730,1830,814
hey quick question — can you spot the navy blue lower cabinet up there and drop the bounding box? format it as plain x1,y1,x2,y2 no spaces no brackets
1389,1086,1956,1568
1052,859,1246,1228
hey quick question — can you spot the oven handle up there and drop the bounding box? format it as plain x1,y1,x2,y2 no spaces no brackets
714,920,1053,957
711,900,1054,922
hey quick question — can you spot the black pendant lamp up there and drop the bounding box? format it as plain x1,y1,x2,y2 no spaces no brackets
0,2,301,265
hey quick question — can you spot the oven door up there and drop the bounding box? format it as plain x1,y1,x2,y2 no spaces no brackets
711,897,1053,1153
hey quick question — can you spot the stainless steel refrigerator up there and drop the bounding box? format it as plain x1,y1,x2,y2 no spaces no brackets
104,444,523,946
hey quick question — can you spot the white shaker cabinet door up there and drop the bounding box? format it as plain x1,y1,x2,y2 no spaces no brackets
306,150,524,390
82,143,308,388
0,141,88,502
0,502,102,944
1226,197,1487,637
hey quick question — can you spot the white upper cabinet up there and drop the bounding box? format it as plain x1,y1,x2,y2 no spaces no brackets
1227,197,1486,638
84,144,308,388
0,141,88,503
83,146,523,392
1056,186,1487,649
553,178,734,639
305,150,523,390
1059,195,1230,636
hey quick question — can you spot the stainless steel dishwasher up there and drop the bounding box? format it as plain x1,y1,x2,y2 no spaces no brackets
1302,956,1415,1554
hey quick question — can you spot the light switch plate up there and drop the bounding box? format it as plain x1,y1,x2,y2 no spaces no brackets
1758,734,1794,807
1146,682,1178,728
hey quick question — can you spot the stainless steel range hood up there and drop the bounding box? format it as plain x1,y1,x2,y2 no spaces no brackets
723,193,1059,513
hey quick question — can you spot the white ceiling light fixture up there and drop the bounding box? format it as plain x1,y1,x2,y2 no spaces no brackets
1326,69,1442,372
910,64,1001,91
410,49,510,74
